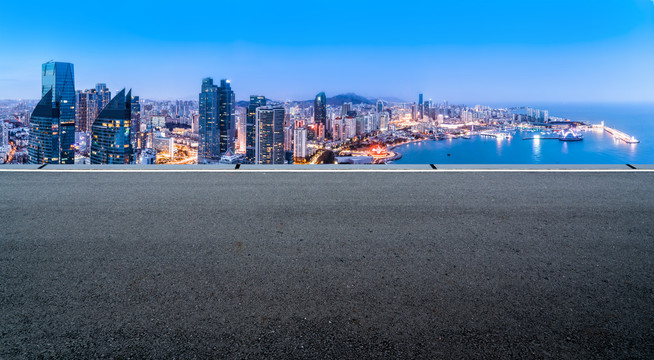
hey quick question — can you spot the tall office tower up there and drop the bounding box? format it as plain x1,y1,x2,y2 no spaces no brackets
130,95,141,150
314,92,327,138
28,89,61,164
95,83,112,111
283,126,293,152
198,78,220,163
75,89,98,133
41,61,75,163
255,106,285,164
411,103,417,120
342,102,351,117
218,79,235,154
418,93,424,119
293,127,307,161
377,100,383,113
246,95,266,163
90,89,134,164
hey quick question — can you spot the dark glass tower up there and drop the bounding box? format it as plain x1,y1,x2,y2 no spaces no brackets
41,61,75,163
314,92,327,137
28,89,60,164
219,79,235,154
90,89,134,164
198,78,220,163
246,95,266,163
418,93,424,119
255,106,285,164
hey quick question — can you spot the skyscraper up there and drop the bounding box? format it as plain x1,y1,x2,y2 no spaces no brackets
75,89,98,133
342,102,351,117
418,93,424,119
95,83,112,111
28,89,61,164
246,95,266,163
198,78,220,163
293,127,307,161
41,61,75,163
130,95,141,150
314,92,327,137
255,106,285,164
219,79,235,154
90,89,134,164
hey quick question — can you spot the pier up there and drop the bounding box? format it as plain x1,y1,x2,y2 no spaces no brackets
604,126,640,144
479,131,512,139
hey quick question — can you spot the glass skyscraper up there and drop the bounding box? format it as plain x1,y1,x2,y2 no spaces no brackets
246,95,266,163
198,78,220,163
314,92,327,137
219,79,235,154
41,61,75,163
255,106,285,164
90,89,134,164
28,89,61,164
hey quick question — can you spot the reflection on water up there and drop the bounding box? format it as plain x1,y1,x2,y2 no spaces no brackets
532,137,541,161
394,129,652,164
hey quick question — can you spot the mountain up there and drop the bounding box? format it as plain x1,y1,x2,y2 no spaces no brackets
326,93,375,106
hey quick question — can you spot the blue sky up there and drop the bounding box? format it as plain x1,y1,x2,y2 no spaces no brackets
1,0,653,102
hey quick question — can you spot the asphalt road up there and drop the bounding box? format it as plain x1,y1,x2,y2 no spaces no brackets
1,171,653,359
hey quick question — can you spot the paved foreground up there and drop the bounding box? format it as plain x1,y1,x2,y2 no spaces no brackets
1,171,653,359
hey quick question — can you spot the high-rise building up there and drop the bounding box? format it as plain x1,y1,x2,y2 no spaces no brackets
75,89,98,133
293,127,307,161
314,92,327,137
41,61,75,163
90,89,134,164
246,95,266,163
95,83,112,111
255,106,285,164
28,89,61,164
130,95,141,150
342,102,351,117
418,93,424,119
219,79,235,154
198,78,220,163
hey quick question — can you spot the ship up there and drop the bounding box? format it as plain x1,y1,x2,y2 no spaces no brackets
559,129,583,141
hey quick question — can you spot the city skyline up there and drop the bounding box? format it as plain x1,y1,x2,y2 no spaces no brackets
1,1,653,102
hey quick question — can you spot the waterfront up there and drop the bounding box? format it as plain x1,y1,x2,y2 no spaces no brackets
394,103,654,164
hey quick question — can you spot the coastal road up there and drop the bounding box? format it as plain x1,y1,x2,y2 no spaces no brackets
1,169,653,358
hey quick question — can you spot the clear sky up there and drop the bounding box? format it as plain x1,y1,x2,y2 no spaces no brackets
1,0,653,103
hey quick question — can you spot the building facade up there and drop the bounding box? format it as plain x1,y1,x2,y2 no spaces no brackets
255,106,285,164
314,92,327,137
198,78,220,163
90,89,134,164
41,61,75,163
246,95,266,163
28,89,61,164
218,79,235,154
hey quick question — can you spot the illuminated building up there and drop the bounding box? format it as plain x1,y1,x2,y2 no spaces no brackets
198,78,219,163
314,92,327,137
255,106,284,164
28,89,61,164
90,89,134,164
293,127,307,160
246,95,266,163
418,93,424,119
75,89,98,133
218,79,235,154
41,61,75,163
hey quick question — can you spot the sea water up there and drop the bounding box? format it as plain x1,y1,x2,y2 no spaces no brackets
393,103,654,164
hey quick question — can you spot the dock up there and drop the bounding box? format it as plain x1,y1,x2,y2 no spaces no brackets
604,126,640,144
